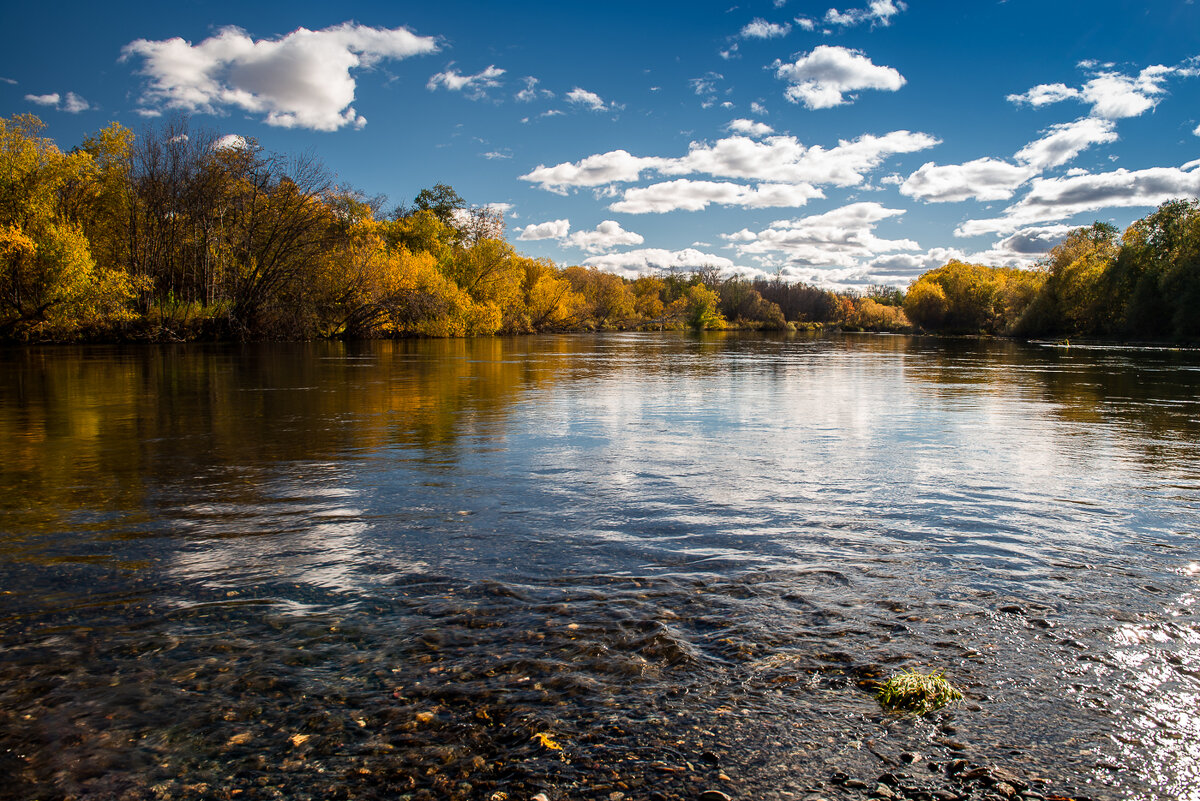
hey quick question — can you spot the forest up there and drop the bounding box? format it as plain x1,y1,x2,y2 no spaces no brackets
2,113,1197,343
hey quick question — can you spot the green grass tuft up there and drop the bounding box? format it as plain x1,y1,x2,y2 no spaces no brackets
875,669,963,714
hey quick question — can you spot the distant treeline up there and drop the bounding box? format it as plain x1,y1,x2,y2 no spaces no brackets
904,201,1200,341
2,114,1196,343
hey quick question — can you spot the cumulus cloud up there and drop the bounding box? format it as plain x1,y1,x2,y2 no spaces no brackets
727,118,774,137
902,117,1120,204
901,158,1036,203
567,220,645,253
795,17,817,31
956,162,1200,236
521,150,661,193
516,219,571,241
610,180,825,213
1006,82,1081,107
1008,63,1187,120
24,91,90,113
520,130,938,193
773,46,905,109
427,65,505,98
990,225,1075,256
213,134,249,151
1014,117,1118,169
582,248,738,280
566,87,613,111
121,23,438,131
1194,123,1200,136
824,0,907,28
721,202,919,270
741,18,791,38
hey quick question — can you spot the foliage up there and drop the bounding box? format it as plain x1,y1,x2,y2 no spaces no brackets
8,115,1197,344
875,669,963,715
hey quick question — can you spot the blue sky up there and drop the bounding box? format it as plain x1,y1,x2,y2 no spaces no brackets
4,0,1200,288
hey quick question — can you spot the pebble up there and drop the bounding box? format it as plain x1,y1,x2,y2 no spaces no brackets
699,791,732,801
871,783,896,799
532,795,550,801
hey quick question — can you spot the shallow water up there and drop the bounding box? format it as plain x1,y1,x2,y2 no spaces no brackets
1,332,1198,800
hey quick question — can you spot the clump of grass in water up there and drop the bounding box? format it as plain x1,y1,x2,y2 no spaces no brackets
875,669,963,714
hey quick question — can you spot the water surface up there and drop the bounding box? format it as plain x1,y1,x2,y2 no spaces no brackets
1,333,1198,800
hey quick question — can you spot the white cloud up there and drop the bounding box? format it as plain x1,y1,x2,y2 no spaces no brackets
824,0,907,28
517,219,571,241
566,87,613,111
1008,63,1187,121
1006,82,1081,108
901,118,1120,204
610,180,825,213
122,23,438,131
515,76,553,103
427,65,505,99
482,151,512,160
750,101,768,116
25,91,92,113
741,18,791,39
990,224,1075,257
1014,117,1118,169
956,162,1200,236
795,17,816,31
582,248,737,280
213,134,248,151
521,150,661,193
1194,123,1200,136
62,92,90,113
1082,67,1172,119
901,158,1036,203
773,46,905,109
520,130,938,193
690,73,723,108
727,118,774,137
721,202,919,270
567,220,645,253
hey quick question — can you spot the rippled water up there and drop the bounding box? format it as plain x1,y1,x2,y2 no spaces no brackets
1,333,1198,800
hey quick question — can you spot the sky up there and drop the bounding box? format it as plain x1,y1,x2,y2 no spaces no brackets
3,0,1200,289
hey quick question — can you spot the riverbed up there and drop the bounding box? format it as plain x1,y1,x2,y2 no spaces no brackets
1,333,1197,800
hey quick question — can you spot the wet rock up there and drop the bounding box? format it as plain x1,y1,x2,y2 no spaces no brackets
945,760,969,776
830,772,850,785
998,605,1024,614
699,791,732,801
844,779,869,790
993,782,1017,798
872,784,897,799
700,751,720,764
899,752,919,764
531,794,550,801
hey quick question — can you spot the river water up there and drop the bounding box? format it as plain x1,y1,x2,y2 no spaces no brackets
1,333,1198,801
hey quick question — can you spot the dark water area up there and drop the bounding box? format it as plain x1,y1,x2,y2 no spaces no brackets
1,333,1198,801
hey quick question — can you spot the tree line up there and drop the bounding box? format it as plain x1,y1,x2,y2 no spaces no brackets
0,114,914,342
904,201,1200,341
3,114,1195,343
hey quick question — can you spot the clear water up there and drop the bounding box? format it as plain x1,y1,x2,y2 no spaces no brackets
1,333,1198,800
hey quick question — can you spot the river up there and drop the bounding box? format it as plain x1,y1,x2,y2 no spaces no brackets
1,333,1198,800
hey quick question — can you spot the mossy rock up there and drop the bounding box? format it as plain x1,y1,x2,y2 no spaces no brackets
875,669,963,714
